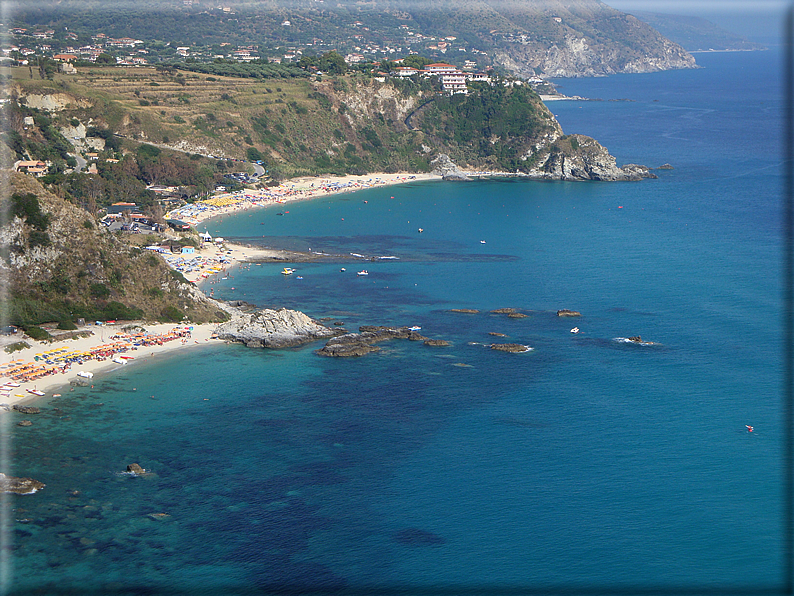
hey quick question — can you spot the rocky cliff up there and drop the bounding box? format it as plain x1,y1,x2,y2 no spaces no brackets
524,134,657,181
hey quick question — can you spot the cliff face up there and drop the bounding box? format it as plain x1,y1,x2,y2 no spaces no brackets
524,134,657,181
489,3,696,78
375,0,696,79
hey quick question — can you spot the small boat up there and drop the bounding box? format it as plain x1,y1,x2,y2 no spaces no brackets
26,389,44,396
746,425,754,433
112,357,125,364
571,327,580,334
77,371,94,379
418,228,424,233
296,276,303,280
408,326,422,331
480,240,486,244
120,356,134,360
340,268,346,272
357,270,369,276
282,267,295,275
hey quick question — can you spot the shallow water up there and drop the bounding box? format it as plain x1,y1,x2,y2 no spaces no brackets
6,49,785,593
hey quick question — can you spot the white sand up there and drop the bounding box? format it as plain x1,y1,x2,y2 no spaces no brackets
2,169,509,410
0,323,220,409
172,172,440,227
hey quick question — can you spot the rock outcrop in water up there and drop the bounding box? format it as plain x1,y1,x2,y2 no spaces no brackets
431,154,470,181
317,326,427,357
215,308,340,348
0,472,44,494
526,135,657,181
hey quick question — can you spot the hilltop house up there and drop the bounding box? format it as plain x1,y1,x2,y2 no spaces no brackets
15,160,47,176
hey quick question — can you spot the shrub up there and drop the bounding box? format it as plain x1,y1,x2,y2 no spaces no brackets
4,341,30,354
104,301,143,321
83,219,94,230
90,283,111,299
23,325,51,341
28,230,51,249
160,305,184,322
57,320,77,330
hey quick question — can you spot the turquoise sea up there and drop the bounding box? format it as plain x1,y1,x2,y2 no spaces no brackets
5,48,786,594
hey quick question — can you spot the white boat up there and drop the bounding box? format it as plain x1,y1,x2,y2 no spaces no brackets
571,327,580,334
282,267,296,275
357,270,369,276
112,357,125,364
26,389,44,396
77,371,94,379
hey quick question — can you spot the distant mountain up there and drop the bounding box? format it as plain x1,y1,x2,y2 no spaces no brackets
15,0,697,78
627,11,766,52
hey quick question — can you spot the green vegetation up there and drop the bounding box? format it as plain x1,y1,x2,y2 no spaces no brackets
22,325,51,342
160,305,185,323
4,342,31,354
171,61,306,80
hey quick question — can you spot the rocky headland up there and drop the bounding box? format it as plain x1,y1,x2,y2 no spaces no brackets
214,307,342,349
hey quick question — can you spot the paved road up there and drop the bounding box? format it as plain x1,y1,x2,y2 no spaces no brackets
71,153,87,173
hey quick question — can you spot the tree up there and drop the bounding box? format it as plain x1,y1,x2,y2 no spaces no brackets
402,55,433,70
96,53,114,64
320,51,347,75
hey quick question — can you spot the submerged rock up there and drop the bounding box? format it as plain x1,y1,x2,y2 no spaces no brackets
449,308,479,314
393,528,446,546
507,313,528,319
0,472,44,494
215,307,341,349
13,405,40,414
491,343,532,353
491,308,516,314
557,309,581,317
317,326,420,357
423,339,450,347
17,420,32,427
489,332,508,337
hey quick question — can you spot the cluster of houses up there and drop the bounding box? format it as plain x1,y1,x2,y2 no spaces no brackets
386,62,491,93
5,28,148,69
100,202,164,233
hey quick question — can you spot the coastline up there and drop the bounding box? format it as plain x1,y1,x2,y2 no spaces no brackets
0,323,221,411
3,168,517,410
167,172,441,228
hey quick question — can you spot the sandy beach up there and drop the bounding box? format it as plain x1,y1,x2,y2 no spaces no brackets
167,172,440,228
1,169,498,411
0,323,222,411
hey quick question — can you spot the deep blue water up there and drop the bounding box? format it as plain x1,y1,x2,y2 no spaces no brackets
5,49,786,594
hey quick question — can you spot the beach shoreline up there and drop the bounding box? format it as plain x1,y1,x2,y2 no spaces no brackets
0,323,222,411
2,168,515,409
